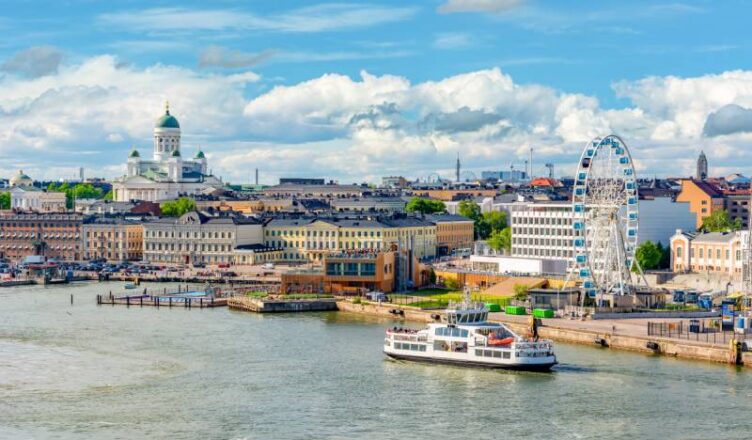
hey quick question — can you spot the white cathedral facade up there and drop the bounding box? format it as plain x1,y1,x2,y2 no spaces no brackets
112,104,224,202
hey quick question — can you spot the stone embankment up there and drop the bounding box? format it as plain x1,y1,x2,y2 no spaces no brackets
335,300,751,367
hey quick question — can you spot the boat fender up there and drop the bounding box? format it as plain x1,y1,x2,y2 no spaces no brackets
431,314,441,321
646,341,660,352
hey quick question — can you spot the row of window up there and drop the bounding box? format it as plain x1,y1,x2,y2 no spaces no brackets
393,342,427,352
144,230,234,239
265,240,384,250
675,246,742,260
475,349,511,359
145,243,233,252
435,327,469,337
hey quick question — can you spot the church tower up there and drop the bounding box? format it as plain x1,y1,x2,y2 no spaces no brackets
696,150,708,180
153,101,181,161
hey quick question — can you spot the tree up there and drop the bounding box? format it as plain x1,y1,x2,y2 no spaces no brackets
656,241,670,269
0,192,9,210
444,277,461,290
701,209,742,232
635,240,663,272
513,283,529,300
482,210,507,233
487,226,512,252
405,197,445,214
458,200,481,220
103,190,114,201
160,198,197,217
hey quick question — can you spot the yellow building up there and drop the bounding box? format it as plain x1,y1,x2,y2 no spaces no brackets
82,218,144,262
426,214,475,255
264,216,436,262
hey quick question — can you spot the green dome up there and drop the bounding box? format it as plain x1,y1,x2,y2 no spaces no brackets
129,149,140,158
156,111,180,129
195,150,205,159
171,149,181,157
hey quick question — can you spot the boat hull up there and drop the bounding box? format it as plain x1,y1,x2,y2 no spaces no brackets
384,351,557,372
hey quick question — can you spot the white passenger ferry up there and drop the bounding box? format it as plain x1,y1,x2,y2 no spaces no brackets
383,295,556,371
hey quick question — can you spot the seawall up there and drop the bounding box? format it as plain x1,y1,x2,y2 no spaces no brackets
335,300,748,367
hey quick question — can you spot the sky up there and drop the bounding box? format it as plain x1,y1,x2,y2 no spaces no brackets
1,0,752,184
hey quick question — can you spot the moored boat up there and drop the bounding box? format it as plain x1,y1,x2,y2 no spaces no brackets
383,292,556,371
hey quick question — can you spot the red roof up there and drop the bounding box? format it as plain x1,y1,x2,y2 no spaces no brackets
529,177,560,187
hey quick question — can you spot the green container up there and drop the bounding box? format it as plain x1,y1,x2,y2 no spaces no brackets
533,308,554,318
505,305,526,315
485,303,501,312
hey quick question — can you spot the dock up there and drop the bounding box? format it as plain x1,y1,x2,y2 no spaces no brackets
97,293,227,308
228,296,337,313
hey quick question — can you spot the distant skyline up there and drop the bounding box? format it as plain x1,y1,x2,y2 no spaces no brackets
1,0,752,183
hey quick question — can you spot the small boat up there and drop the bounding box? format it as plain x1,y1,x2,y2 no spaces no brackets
123,283,137,290
383,291,557,372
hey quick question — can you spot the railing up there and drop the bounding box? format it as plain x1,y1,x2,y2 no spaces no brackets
646,319,737,345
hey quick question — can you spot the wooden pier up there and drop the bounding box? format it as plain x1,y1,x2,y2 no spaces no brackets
97,293,227,308
228,296,337,313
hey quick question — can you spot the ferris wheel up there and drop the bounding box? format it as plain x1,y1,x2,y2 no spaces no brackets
571,135,642,303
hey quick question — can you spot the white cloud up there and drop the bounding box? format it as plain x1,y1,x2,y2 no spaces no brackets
438,0,524,14
99,4,418,34
433,33,474,50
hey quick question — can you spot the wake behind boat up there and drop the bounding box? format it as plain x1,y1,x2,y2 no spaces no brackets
383,292,557,372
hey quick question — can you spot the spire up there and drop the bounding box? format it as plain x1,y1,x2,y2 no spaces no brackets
165,100,170,115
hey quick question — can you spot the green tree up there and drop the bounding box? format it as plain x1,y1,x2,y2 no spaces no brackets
71,183,104,199
444,277,461,290
160,197,197,217
487,226,512,252
0,192,9,210
103,190,114,201
656,241,670,269
635,240,663,272
458,200,481,220
405,197,445,214
701,209,742,232
513,283,529,300
482,210,507,233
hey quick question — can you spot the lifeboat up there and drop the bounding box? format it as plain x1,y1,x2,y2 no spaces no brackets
488,336,514,346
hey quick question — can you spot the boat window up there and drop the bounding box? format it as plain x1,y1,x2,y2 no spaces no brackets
419,345,427,352
475,349,483,356
484,350,493,357
503,352,511,359
410,344,419,351
493,351,501,358
434,340,449,351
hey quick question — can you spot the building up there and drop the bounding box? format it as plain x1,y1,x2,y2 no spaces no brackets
0,212,83,262
408,188,497,201
262,184,366,198
9,186,67,212
638,196,696,245
697,151,708,180
676,179,725,229
425,214,475,255
232,244,283,266
9,170,33,187
670,229,743,277
142,211,263,265
263,215,437,262
330,196,406,213
381,176,408,188
508,201,574,263
112,103,224,202
82,217,144,262
279,178,325,185
280,250,408,294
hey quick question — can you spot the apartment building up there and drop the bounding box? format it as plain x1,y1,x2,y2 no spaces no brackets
263,216,436,262
82,217,144,262
0,212,83,261
425,214,475,255
143,211,263,264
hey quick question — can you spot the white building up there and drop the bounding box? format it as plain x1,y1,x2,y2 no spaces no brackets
9,186,67,212
142,211,264,265
112,103,224,202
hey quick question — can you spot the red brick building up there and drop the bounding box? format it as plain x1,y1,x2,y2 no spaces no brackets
0,211,83,262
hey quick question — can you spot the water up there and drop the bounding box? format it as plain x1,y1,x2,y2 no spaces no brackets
1,282,751,440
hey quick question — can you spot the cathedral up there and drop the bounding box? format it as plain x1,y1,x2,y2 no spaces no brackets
112,103,224,202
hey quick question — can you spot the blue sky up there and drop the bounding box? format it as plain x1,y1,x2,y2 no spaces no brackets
1,0,751,183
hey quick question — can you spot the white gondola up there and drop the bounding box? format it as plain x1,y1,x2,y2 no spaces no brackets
383,292,556,372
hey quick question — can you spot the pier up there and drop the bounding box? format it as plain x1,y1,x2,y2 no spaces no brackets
228,296,337,313
97,293,227,308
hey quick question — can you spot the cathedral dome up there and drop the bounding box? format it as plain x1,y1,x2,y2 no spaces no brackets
195,150,205,159
10,169,33,187
155,102,180,129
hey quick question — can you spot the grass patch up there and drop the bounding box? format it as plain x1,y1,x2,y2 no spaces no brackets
283,294,334,300
246,291,268,298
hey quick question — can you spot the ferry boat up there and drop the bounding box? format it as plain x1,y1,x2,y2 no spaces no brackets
383,294,557,371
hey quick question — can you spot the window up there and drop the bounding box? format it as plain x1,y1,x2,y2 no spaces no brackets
676,246,682,258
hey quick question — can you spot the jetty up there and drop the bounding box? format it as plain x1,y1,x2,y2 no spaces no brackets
228,296,337,313
97,294,227,308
